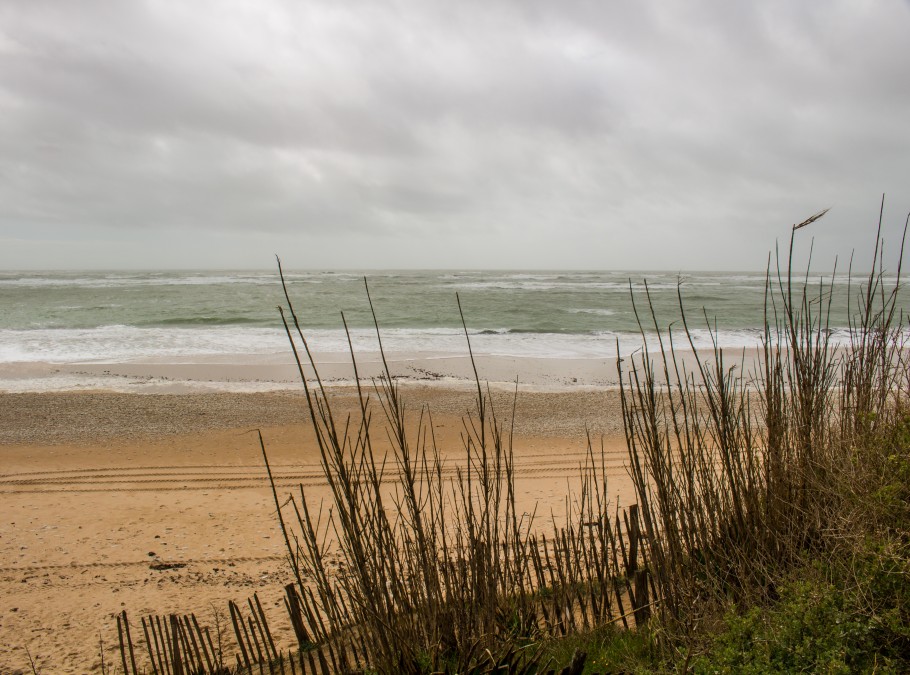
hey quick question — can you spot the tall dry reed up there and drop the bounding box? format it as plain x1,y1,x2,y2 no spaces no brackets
266,268,650,674
620,202,909,642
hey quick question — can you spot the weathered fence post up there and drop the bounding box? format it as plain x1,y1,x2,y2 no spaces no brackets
627,504,651,625
169,615,184,675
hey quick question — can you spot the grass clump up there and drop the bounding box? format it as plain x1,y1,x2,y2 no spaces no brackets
621,205,907,611
267,278,645,674
521,203,910,673
536,623,659,674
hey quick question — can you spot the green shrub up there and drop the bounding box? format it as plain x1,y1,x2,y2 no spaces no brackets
692,544,910,674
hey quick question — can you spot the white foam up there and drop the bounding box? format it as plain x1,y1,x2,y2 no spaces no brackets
0,271,352,289
2,322,893,396
567,308,616,317
2,323,862,365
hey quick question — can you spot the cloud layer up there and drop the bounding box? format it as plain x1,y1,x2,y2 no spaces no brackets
1,0,909,269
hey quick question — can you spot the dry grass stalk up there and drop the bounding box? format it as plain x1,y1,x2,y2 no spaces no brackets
620,204,909,643
262,269,644,673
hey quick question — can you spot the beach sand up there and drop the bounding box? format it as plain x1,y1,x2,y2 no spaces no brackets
0,387,633,674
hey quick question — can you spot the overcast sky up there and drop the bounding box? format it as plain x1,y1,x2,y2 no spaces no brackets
1,1,909,271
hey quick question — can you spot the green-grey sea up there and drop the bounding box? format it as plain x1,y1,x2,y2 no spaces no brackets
0,270,901,379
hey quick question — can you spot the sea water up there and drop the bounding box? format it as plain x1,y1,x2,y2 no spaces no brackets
0,270,901,391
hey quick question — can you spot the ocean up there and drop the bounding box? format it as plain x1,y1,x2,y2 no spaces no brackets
0,270,901,392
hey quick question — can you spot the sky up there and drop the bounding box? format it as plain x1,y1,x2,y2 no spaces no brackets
1,0,909,271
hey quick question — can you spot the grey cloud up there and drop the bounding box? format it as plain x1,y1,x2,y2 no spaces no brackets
0,0,908,269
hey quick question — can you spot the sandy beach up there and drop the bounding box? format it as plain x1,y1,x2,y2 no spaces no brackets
0,386,633,674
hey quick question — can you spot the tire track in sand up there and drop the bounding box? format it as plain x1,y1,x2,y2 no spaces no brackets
0,450,630,494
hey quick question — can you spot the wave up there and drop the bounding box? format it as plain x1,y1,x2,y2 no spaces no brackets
435,279,758,293
0,324,875,366
0,272,340,289
144,317,266,327
566,308,616,317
